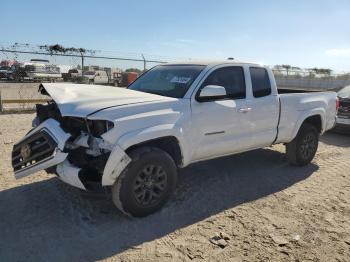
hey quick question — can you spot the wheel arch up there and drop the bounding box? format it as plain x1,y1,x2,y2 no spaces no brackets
291,111,325,141
125,136,183,167
102,125,185,186
303,115,322,133
117,124,186,167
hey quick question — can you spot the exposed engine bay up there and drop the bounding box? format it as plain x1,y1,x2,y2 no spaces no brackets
12,82,173,192
32,97,115,189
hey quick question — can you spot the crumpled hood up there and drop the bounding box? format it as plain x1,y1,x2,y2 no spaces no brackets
40,83,175,117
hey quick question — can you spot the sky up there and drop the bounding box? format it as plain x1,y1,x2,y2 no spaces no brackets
1,0,350,72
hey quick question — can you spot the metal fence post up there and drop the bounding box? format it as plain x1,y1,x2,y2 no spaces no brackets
81,52,84,73
0,89,3,112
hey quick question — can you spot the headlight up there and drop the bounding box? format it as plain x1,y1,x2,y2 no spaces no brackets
86,119,114,137
60,117,114,137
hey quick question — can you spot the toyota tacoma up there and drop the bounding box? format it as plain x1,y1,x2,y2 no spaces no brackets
12,61,338,217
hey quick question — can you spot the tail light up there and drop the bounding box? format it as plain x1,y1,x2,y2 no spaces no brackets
336,97,340,112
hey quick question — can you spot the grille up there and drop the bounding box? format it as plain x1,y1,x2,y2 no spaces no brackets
12,131,57,172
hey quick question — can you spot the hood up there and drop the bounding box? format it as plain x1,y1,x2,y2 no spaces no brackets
39,83,176,117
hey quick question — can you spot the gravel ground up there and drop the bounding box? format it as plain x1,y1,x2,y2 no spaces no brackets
0,114,349,262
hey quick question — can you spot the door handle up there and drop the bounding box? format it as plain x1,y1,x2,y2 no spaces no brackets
238,107,252,113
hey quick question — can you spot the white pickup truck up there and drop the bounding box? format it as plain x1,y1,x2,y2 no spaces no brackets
12,61,338,217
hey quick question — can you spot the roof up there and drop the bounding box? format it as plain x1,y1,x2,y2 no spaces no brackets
164,59,262,67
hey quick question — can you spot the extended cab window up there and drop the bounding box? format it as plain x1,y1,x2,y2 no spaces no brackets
250,67,272,97
201,66,245,99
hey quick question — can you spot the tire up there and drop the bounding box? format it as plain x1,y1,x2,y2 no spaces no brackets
286,123,319,166
89,79,94,85
112,147,177,217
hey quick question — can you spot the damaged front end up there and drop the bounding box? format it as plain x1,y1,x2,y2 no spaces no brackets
12,97,130,190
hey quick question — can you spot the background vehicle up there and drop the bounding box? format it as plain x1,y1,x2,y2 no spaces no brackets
77,69,122,86
10,59,62,82
0,66,10,79
25,59,62,82
334,85,350,132
62,68,82,82
9,63,29,81
11,61,337,217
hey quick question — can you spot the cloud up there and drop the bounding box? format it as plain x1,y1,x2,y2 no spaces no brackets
325,48,350,57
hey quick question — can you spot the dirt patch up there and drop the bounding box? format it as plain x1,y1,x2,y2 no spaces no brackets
0,114,349,261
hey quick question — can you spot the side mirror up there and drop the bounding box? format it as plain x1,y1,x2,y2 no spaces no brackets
197,85,227,102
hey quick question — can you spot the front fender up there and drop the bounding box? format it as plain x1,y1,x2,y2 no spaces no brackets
117,124,183,150
101,124,185,186
102,144,131,186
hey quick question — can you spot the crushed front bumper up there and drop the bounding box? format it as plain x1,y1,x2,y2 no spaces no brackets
12,119,87,190
12,118,131,190
12,119,70,179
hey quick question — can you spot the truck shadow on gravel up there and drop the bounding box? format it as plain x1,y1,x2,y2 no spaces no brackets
0,148,318,261
321,131,350,147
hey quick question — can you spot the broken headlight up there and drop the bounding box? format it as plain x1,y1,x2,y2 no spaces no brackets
60,117,114,137
86,119,114,137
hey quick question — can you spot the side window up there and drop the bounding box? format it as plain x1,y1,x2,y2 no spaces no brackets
250,67,272,98
202,67,246,99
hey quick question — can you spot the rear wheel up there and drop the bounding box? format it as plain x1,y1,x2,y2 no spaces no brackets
111,147,177,217
286,123,319,166
89,79,94,85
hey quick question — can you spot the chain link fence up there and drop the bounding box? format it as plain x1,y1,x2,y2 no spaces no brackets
1,47,350,112
272,68,350,91
0,47,168,111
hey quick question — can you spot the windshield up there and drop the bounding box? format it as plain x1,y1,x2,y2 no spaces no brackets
84,71,95,75
128,65,205,98
338,86,350,99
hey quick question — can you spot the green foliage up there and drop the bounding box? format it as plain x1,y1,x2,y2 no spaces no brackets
125,68,142,74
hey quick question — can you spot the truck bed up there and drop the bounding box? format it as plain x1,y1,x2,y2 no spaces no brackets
278,87,326,94
276,90,337,144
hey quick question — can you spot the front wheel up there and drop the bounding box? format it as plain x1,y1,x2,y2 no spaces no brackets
111,147,177,217
286,123,319,166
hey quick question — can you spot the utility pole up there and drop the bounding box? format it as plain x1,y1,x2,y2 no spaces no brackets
141,54,146,71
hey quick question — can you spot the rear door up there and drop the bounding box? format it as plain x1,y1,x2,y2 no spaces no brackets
190,65,254,161
247,67,279,147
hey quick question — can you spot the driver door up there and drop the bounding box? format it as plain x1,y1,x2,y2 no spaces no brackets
190,66,253,161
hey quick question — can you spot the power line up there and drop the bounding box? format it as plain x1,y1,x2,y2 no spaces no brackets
0,49,167,64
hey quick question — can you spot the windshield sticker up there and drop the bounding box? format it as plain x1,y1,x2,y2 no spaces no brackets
170,76,191,84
